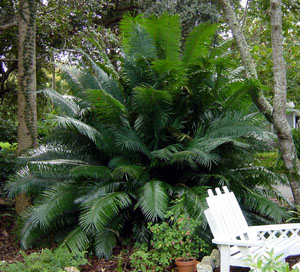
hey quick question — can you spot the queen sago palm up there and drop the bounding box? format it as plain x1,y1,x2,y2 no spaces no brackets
6,13,288,258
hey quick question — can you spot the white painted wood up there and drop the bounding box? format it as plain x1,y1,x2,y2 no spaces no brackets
204,186,300,272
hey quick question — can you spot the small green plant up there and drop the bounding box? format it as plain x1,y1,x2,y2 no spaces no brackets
245,249,299,272
293,129,300,159
0,148,16,197
0,247,88,272
130,212,208,272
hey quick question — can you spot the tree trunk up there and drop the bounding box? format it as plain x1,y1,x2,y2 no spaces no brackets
218,0,300,204
218,0,273,122
270,0,300,204
16,0,38,214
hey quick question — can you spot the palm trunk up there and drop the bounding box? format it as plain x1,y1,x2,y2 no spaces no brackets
218,0,300,204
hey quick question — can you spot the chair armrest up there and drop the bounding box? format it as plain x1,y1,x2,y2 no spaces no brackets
212,238,265,247
249,223,300,232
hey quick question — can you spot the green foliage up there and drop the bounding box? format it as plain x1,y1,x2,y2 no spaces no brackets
292,129,300,159
0,248,87,272
245,249,299,272
6,14,287,258
130,212,209,272
0,147,17,196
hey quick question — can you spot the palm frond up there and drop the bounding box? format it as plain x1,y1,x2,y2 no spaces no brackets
60,227,90,252
137,180,169,221
146,13,181,60
183,23,217,66
111,165,145,181
49,115,103,146
75,181,123,204
79,192,131,232
151,144,183,162
5,167,57,198
71,165,111,181
94,227,118,259
133,86,172,136
27,183,77,230
115,127,151,158
59,66,85,96
121,14,156,59
78,49,124,102
86,89,127,124
241,188,288,224
171,139,221,169
38,89,80,117
86,32,118,78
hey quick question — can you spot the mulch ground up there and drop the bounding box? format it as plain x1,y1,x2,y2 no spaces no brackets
1,198,300,272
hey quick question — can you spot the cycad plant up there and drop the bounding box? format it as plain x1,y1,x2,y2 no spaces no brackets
6,13,288,257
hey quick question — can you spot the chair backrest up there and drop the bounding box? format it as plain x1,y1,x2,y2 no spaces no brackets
204,186,251,241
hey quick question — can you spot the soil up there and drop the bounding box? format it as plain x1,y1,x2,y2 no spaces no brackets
1,198,300,272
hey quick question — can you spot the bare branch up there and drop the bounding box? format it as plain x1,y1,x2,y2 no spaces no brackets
0,21,17,31
0,58,18,62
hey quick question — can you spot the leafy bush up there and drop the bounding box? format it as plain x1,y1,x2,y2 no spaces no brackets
6,14,286,258
130,212,208,272
292,129,300,159
0,248,87,272
0,120,17,144
0,148,17,196
245,249,299,272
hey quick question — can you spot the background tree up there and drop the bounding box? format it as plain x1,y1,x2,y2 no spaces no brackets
15,0,38,213
218,0,300,204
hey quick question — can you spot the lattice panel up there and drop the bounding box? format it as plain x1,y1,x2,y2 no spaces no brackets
257,228,300,240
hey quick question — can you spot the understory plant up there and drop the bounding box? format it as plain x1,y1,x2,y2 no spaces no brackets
245,249,299,272
0,248,87,272
130,211,209,272
5,13,289,258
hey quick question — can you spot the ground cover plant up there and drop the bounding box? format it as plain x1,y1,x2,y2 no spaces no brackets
5,14,289,258
0,247,87,272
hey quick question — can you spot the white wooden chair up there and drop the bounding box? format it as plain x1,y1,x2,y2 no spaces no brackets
204,186,300,272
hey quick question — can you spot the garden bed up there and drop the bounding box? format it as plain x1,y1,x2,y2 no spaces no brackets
1,200,299,272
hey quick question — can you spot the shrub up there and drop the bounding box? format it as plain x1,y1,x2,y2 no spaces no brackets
292,129,300,159
0,148,17,197
245,249,299,272
0,248,87,272
130,212,209,272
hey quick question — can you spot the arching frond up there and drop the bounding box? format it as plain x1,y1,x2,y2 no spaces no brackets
114,127,151,158
121,14,156,59
79,192,131,232
183,23,217,66
242,189,288,224
5,167,57,198
77,49,124,102
111,165,145,181
87,89,126,124
38,89,80,117
151,144,183,162
146,13,181,60
137,180,169,221
26,183,77,230
75,181,123,204
59,66,85,95
49,115,103,145
86,32,118,78
60,227,90,252
71,165,111,181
